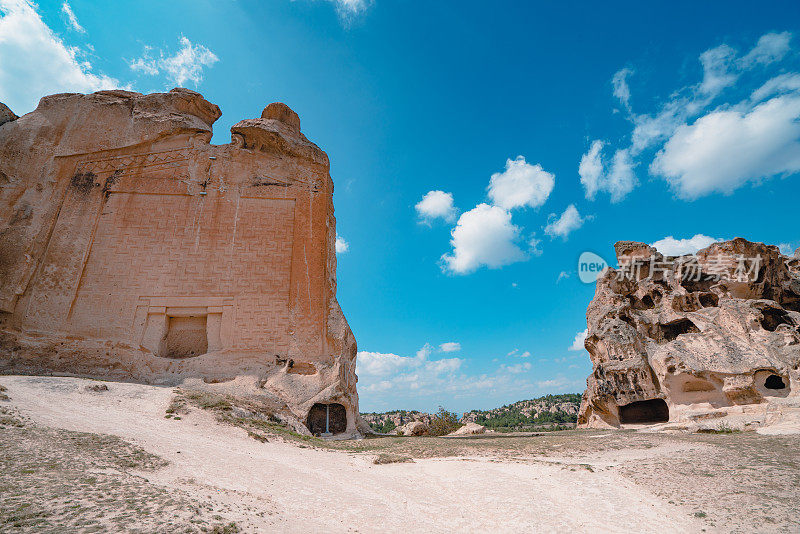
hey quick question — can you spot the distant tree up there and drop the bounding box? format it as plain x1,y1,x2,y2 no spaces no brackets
428,406,462,436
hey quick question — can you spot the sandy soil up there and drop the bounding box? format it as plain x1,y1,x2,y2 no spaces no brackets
1,375,798,533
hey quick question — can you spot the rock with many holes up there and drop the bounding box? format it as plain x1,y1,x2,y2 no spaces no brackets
579,238,800,428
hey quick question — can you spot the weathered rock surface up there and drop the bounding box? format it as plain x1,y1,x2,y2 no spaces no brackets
0,89,368,437
0,102,16,126
578,238,800,429
396,421,429,436
447,422,486,436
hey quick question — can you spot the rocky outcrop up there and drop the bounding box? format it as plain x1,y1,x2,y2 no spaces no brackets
0,89,368,437
396,421,429,436
0,102,16,126
578,238,800,428
447,422,486,436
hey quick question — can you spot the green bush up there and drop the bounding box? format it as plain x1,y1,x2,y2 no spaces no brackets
428,406,461,436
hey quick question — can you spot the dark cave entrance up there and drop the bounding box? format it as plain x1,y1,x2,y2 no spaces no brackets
764,374,787,390
619,399,670,424
306,403,347,435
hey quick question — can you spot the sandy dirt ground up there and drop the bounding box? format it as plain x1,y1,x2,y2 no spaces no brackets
1,376,798,533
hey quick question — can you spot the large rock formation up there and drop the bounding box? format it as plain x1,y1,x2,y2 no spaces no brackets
579,238,800,429
0,89,368,437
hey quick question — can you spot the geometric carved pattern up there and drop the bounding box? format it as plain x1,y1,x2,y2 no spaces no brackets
75,147,192,179
68,193,295,351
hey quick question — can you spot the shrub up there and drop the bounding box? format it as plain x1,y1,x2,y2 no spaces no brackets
428,406,462,436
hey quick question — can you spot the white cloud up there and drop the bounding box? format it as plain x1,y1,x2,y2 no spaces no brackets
556,271,570,283
129,36,218,87
441,203,527,274
356,343,464,394
568,329,588,351
579,142,636,202
779,242,799,256
699,44,737,97
328,0,371,16
415,190,457,223
596,32,798,201
528,234,543,256
739,31,791,68
651,95,800,199
544,204,585,240
579,140,605,200
612,68,633,110
0,0,121,114
60,1,84,33
439,342,461,353
519,351,531,358
650,234,722,257
335,234,349,254
606,148,637,202
752,73,800,102
499,361,532,374
487,156,555,210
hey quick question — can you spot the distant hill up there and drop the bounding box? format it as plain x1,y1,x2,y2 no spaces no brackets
361,393,582,434
461,393,582,431
360,410,433,434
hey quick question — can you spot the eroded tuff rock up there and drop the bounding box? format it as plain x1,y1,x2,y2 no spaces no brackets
578,238,800,428
0,89,369,437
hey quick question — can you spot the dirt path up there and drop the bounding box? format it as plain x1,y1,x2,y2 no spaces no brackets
2,376,707,533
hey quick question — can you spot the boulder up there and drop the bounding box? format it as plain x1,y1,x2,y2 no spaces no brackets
448,422,486,436
396,421,428,436
579,238,800,428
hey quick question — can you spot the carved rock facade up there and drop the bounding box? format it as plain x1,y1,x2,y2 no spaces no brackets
578,238,800,428
0,89,367,436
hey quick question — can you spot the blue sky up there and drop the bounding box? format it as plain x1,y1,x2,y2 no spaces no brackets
2,0,799,413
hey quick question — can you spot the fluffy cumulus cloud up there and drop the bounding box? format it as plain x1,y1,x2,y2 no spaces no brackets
487,156,555,210
60,1,84,33
544,204,584,240
650,234,722,257
130,36,219,87
651,95,800,199
441,203,526,274
590,32,800,201
335,234,349,254
569,329,588,351
415,190,457,223
579,142,637,202
0,0,121,114
439,342,461,353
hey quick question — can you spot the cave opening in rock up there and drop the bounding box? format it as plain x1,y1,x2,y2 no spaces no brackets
764,374,787,390
619,399,669,424
757,306,794,332
699,293,719,308
659,318,700,342
162,315,208,359
306,403,347,435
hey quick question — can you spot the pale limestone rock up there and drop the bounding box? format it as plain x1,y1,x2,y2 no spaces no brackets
579,238,800,429
448,422,486,435
396,421,428,436
0,89,368,437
